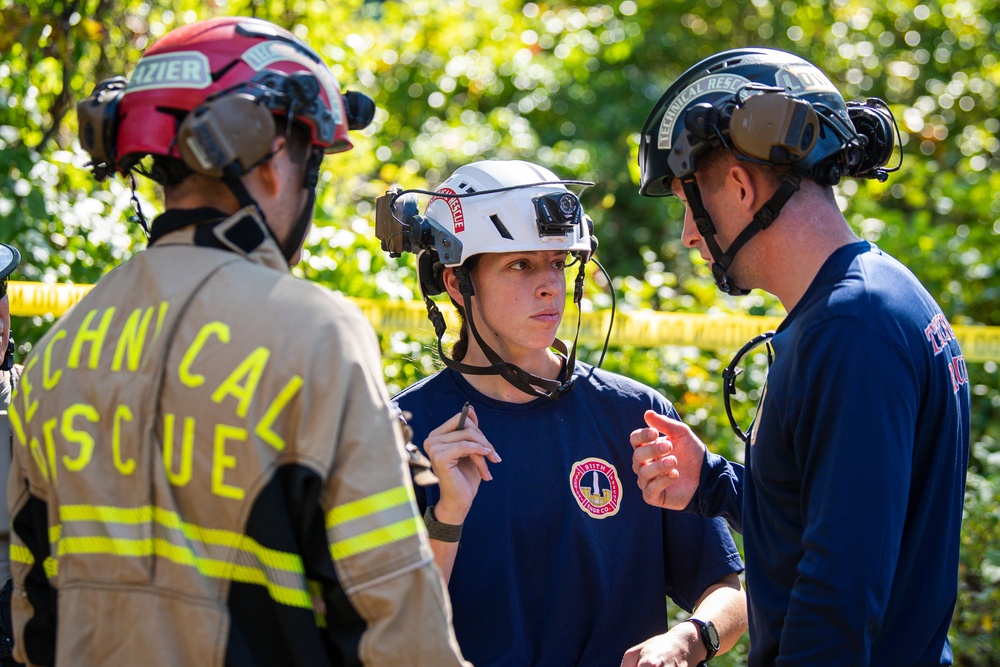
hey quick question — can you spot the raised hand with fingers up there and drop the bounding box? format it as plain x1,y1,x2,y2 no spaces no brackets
630,410,706,511
424,403,501,526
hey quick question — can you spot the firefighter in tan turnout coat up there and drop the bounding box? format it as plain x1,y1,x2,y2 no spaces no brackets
6,17,468,667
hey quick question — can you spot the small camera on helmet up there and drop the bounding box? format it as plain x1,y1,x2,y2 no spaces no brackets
375,188,423,257
344,91,376,131
685,103,722,140
846,97,897,182
533,192,581,237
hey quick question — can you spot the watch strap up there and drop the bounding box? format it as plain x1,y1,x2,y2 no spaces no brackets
423,505,463,543
687,617,719,662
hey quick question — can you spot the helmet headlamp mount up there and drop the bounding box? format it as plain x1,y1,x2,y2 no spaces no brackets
534,191,583,237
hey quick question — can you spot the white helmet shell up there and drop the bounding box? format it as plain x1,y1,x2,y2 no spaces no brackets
423,160,593,267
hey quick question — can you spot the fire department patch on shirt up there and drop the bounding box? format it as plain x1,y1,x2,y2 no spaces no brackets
569,458,621,519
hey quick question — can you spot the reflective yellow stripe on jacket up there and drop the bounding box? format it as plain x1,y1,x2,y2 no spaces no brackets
11,487,425,607
11,536,58,578
326,485,423,561
29,505,313,609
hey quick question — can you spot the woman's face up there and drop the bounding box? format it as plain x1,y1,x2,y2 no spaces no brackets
465,249,570,360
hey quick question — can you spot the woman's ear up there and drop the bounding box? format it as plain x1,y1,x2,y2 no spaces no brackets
442,266,462,302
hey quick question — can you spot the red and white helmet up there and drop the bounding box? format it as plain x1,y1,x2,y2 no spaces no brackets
78,16,373,179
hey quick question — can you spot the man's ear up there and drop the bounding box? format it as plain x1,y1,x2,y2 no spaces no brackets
728,163,761,214
247,135,287,198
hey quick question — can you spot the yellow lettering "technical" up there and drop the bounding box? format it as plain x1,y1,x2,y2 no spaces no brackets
68,307,117,370
19,356,39,426
42,330,66,390
212,348,271,418
112,305,162,372
179,321,230,387
13,302,308,503
254,375,303,452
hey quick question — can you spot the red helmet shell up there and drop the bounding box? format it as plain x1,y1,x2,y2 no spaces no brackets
115,17,351,172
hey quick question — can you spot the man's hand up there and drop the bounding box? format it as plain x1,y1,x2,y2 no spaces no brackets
424,405,500,525
620,621,704,667
630,410,706,511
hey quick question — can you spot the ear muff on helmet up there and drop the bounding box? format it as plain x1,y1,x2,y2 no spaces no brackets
344,90,376,131
177,94,277,178
76,77,127,180
0,243,19,283
729,91,820,164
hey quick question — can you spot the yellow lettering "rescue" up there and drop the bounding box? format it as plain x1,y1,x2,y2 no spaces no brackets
12,308,305,501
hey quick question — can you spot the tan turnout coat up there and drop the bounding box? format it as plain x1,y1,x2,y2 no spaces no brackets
7,209,467,666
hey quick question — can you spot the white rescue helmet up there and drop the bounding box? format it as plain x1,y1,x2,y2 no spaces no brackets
422,160,594,269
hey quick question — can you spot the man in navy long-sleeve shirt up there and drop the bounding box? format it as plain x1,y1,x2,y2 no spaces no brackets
631,47,970,666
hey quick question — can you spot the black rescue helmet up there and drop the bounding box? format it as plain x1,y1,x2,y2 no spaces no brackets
638,47,895,196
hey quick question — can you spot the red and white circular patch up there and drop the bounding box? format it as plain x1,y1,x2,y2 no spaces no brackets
569,457,621,519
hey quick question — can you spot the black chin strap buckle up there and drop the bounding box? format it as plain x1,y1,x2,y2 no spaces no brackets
712,263,748,296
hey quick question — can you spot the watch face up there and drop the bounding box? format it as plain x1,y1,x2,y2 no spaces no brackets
705,620,720,649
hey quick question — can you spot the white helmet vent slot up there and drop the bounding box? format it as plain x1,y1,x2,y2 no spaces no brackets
489,214,514,240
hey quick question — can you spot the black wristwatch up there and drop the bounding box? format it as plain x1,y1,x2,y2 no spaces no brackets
687,617,720,665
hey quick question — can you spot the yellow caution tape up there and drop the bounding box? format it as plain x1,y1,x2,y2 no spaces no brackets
9,281,1000,362
8,281,94,318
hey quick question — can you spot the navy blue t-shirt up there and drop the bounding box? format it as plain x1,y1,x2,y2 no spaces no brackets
395,362,744,667
694,241,970,666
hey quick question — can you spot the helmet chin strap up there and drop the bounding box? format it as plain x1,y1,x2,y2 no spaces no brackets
680,169,803,296
279,148,324,263
420,264,585,400
222,147,323,264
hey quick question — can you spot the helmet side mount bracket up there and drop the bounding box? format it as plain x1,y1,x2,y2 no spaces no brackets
76,77,128,181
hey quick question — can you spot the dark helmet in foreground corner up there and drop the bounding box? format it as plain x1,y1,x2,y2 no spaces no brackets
638,47,899,294
76,16,377,261
1,242,20,371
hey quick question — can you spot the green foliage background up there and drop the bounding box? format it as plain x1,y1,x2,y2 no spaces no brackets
2,0,998,663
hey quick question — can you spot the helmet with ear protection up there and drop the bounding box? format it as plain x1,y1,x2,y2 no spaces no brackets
416,160,595,294
638,47,897,196
77,16,375,181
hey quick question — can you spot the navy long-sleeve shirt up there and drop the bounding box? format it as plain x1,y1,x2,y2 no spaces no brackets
690,241,970,666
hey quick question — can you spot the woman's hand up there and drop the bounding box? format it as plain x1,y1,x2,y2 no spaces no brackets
424,405,501,524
